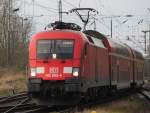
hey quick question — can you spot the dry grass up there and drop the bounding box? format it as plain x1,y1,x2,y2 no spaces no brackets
0,68,27,96
1,68,149,113
49,82,150,113
81,96,150,113
51,95,150,113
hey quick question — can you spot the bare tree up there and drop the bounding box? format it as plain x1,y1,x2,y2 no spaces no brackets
0,0,32,69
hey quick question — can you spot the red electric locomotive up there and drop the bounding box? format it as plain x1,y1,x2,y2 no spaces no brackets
27,21,144,105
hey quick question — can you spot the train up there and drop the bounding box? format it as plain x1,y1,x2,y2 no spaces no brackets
27,21,144,106
144,56,150,79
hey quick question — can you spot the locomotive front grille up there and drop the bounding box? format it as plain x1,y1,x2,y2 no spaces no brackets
28,78,81,94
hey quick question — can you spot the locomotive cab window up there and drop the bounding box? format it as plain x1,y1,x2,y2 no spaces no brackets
37,40,74,59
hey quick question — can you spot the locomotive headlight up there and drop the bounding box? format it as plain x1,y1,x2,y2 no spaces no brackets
30,67,44,77
31,68,36,77
36,67,44,74
73,68,79,77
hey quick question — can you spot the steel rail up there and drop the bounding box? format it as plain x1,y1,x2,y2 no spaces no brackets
0,92,28,103
3,97,30,113
58,89,136,113
139,88,150,102
0,104,40,112
18,107,47,113
0,89,141,113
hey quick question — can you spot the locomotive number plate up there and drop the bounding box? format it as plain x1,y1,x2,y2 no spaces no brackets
49,67,59,74
49,67,62,77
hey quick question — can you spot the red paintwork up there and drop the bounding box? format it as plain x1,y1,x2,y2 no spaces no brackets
132,49,144,85
29,29,144,89
29,30,87,80
105,38,144,88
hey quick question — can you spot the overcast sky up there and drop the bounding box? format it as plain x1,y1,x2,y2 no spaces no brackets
17,0,150,32
21,0,150,15
16,0,150,54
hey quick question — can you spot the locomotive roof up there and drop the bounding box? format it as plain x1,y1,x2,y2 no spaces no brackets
35,29,82,34
108,38,144,60
83,30,134,58
132,49,144,60
83,30,106,40
31,29,143,60
32,29,84,39
107,39,131,57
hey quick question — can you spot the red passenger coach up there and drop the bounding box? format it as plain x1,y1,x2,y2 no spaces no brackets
106,39,134,89
27,22,144,105
132,49,144,86
106,39,143,89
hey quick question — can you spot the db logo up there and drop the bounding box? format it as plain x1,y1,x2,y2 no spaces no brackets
50,67,59,74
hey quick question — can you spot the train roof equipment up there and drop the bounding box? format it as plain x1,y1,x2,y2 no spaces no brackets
69,8,99,30
45,21,82,31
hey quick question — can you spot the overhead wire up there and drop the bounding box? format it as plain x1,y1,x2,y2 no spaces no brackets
96,18,145,51
97,0,148,51
96,0,129,37
14,0,24,9
62,0,77,8
62,0,100,31
24,1,58,13
95,19,113,34
96,17,125,38
62,0,119,35
34,1,58,12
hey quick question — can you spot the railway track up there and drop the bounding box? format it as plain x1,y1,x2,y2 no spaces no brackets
0,104,49,113
0,92,70,113
0,92,51,113
58,89,136,113
0,89,145,113
59,88,150,113
139,88,150,102
0,92,28,106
